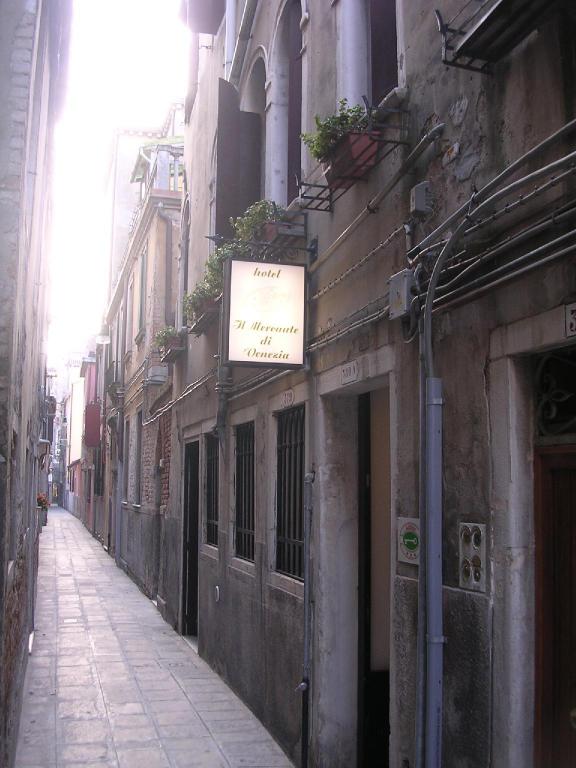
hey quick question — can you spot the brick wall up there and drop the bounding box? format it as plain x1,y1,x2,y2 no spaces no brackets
159,411,171,509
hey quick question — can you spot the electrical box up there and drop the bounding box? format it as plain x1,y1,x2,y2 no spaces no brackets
388,269,415,320
459,522,487,592
410,181,433,218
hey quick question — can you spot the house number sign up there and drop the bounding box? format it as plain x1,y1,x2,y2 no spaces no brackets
224,259,306,368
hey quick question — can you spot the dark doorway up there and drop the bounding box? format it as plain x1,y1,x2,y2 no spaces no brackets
358,390,391,767
535,444,576,767
182,441,200,636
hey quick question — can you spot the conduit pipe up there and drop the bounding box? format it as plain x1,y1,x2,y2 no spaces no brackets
420,125,576,768
309,124,445,274
229,0,259,86
424,146,576,375
410,116,576,265
298,471,315,768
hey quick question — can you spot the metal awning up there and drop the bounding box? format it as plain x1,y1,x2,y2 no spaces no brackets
436,0,566,73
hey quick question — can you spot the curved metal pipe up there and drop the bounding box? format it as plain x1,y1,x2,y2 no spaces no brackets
410,116,576,263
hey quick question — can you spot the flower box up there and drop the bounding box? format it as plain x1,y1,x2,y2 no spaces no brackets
188,296,221,337
159,335,186,363
322,131,380,190
260,219,306,243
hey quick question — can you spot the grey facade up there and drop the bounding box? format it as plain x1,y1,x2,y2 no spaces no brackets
0,0,71,765
102,1,576,767
102,118,183,598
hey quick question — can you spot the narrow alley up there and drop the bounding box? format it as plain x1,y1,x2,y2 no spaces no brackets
15,509,293,768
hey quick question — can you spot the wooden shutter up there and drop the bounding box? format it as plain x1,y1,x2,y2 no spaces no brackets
215,78,261,238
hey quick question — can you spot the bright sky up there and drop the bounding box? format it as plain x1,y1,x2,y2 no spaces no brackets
47,0,189,369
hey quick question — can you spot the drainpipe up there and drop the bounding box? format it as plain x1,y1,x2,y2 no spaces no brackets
414,315,427,768
297,471,315,768
229,0,259,86
225,0,237,79
115,280,128,566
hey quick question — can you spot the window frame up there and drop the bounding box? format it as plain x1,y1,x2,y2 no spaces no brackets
275,404,305,580
234,421,255,562
205,432,219,547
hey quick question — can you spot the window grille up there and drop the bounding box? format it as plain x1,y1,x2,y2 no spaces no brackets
235,422,255,561
205,433,219,546
276,405,305,579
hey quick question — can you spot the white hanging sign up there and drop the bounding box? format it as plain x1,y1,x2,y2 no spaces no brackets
224,259,306,368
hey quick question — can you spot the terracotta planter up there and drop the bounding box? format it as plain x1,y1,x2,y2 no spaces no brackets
260,220,306,243
159,334,185,363
322,131,380,189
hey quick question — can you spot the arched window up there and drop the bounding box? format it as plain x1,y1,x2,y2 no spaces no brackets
242,57,267,199
337,0,398,108
270,0,303,205
369,0,398,106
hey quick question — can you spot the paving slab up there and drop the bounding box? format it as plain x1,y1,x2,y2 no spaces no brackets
15,508,294,768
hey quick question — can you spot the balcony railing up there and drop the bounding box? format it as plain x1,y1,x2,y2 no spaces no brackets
129,147,183,237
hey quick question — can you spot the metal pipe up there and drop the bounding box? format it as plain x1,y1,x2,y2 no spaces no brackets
229,0,259,86
409,116,576,262
310,124,445,274
436,215,576,294
425,377,443,768
115,279,128,565
414,319,427,768
299,471,315,768
436,239,576,310
424,147,576,377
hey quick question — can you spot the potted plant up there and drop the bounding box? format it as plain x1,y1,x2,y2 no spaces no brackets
154,326,184,362
230,200,284,241
301,99,379,188
37,493,49,526
184,239,251,327
154,325,180,351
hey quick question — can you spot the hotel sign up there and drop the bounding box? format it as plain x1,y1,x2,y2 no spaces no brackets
224,259,306,368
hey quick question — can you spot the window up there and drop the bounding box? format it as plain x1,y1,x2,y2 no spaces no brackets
276,405,305,579
123,418,130,500
138,245,147,333
269,0,302,204
370,0,398,106
94,445,104,497
235,422,255,561
286,0,302,203
134,410,143,504
126,280,134,352
205,433,219,546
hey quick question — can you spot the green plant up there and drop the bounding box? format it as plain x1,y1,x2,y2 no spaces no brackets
154,325,179,349
301,99,368,162
185,200,288,326
37,493,49,511
230,200,285,242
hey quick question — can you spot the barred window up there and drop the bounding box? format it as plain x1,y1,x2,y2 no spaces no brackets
235,422,255,561
276,405,305,579
205,433,219,546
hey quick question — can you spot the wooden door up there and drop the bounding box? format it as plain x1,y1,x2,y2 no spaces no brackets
358,391,391,767
182,441,199,636
535,445,576,767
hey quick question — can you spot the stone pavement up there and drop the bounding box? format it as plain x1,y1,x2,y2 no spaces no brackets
15,508,294,768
